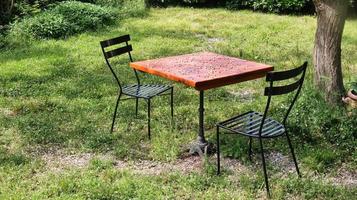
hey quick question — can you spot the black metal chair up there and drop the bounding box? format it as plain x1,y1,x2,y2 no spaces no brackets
100,34,173,139
216,62,308,196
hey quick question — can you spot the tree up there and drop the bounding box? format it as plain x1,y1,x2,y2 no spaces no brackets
312,0,349,106
0,0,14,25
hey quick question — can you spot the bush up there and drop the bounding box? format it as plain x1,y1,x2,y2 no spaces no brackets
11,0,65,19
0,29,8,48
28,12,70,39
94,0,125,7
51,1,116,33
145,0,223,7
145,0,180,7
9,1,116,39
226,0,253,10
226,0,314,14
350,0,357,15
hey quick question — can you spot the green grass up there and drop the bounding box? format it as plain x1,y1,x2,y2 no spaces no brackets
0,4,356,199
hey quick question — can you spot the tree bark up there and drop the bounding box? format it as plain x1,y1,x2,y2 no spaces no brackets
313,0,348,106
0,0,14,15
0,0,14,25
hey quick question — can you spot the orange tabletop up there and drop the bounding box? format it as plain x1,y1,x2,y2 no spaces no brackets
130,52,273,91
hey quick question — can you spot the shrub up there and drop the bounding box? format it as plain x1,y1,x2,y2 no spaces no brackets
94,0,125,7
225,0,253,10
226,0,314,14
145,0,223,7
0,26,9,48
28,12,70,39
51,1,116,34
254,0,312,13
9,1,116,40
11,0,65,19
145,0,180,7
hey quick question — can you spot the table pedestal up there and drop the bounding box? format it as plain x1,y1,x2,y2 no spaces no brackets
189,91,214,156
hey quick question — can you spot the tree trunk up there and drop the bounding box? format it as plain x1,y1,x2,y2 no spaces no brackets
0,0,14,25
313,0,348,106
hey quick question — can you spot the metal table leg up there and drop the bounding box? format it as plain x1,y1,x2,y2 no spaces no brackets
198,90,207,145
189,90,213,156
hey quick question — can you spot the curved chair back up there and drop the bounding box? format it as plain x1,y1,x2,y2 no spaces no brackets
259,62,308,136
100,34,140,90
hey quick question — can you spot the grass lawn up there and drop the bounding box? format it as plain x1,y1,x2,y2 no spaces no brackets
0,4,356,199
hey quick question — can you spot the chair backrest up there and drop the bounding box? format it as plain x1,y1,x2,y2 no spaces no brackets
258,62,308,136
100,34,140,89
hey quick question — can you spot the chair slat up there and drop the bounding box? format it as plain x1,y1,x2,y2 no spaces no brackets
100,35,130,48
264,78,302,96
266,62,307,81
226,113,262,128
105,45,132,59
219,111,254,126
263,126,284,137
246,119,275,134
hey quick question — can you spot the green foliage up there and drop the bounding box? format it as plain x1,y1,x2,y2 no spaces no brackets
0,148,28,166
145,0,223,7
226,0,314,13
145,0,179,7
302,146,340,172
0,29,8,48
348,77,357,92
94,0,125,7
9,1,116,39
27,12,70,39
225,0,254,10
288,85,357,150
12,0,64,19
51,1,116,33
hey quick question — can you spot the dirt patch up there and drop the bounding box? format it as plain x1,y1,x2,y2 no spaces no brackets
248,151,357,187
42,152,93,172
228,88,257,101
0,108,16,117
38,149,357,187
328,164,357,187
207,37,224,43
266,152,296,173
115,156,202,175
35,147,113,173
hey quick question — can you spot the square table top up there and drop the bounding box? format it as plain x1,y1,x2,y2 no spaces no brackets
130,52,273,91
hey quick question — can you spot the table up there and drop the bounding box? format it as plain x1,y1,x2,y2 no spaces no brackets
130,52,273,153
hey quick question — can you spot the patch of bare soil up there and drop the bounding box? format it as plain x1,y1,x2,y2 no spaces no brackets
266,152,296,174
227,88,257,102
327,164,357,187
0,108,16,117
252,151,357,187
38,149,356,187
115,156,202,175
39,148,113,173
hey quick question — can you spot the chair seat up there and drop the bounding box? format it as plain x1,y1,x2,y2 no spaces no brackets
122,84,171,99
218,111,285,138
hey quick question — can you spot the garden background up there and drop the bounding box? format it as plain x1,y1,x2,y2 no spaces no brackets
0,0,356,199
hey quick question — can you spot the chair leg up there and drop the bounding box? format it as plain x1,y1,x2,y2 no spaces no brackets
259,137,270,197
147,98,151,139
285,131,301,177
216,126,221,175
135,97,139,117
248,137,253,161
170,87,174,122
110,93,121,133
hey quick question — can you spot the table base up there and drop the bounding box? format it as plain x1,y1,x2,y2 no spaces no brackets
189,140,215,156
188,91,215,156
